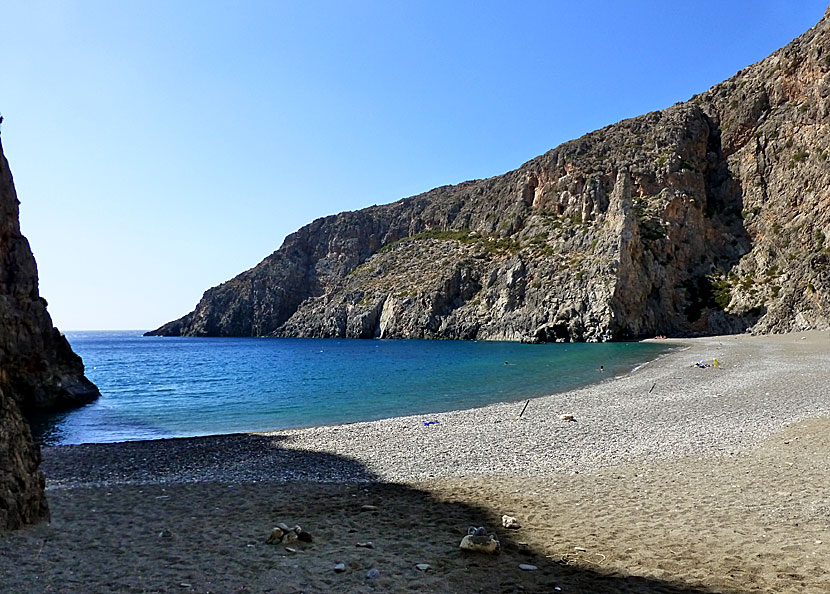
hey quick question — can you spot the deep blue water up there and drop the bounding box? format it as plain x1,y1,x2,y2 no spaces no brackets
30,332,674,446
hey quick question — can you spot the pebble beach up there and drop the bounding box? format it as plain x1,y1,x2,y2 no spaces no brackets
2,330,829,593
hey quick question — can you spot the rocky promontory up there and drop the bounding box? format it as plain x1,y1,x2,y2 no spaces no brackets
150,9,830,341
0,134,101,530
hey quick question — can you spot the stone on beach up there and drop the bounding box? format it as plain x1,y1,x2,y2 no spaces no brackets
502,515,521,529
266,524,311,545
460,533,501,554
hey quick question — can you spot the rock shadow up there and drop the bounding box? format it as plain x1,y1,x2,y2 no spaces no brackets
4,434,740,593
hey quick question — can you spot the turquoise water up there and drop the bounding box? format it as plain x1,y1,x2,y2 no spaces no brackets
30,332,674,445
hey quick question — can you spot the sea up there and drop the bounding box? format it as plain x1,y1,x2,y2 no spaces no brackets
29,331,674,446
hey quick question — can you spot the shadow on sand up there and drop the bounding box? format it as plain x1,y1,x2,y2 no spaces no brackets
0,434,734,593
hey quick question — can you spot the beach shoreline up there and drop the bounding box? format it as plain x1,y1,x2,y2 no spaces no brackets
42,330,829,488
3,330,829,593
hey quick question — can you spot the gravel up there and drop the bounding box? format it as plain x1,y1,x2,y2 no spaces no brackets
42,331,830,490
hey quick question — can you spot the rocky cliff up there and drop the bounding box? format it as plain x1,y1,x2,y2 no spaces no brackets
149,9,830,341
0,135,101,530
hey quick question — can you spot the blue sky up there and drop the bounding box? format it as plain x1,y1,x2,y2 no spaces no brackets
2,1,827,330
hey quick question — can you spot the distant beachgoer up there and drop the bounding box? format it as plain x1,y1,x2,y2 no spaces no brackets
600,365,604,372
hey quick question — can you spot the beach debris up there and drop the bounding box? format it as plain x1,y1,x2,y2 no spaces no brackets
422,420,439,426
415,563,431,571
284,546,297,554
159,529,172,538
648,382,656,394
266,524,312,545
559,414,576,422
519,399,530,418
518,563,538,571
35,538,48,561
460,528,501,554
356,541,374,548
334,563,346,573
360,504,378,512
366,568,381,579
179,584,192,589
502,515,521,529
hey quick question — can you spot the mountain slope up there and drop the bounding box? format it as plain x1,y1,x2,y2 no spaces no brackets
149,9,830,341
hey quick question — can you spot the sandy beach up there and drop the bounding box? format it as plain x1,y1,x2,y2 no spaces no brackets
1,331,828,593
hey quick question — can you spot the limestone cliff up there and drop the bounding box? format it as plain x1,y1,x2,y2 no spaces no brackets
0,135,101,530
149,9,830,341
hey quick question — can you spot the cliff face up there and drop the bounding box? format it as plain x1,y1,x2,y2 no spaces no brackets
150,10,830,341
0,136,101,530
0,138,100,411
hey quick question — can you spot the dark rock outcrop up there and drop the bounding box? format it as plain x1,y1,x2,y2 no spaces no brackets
0,386,48,530
149,9,830,341
0,135,101,530
1,137,100,412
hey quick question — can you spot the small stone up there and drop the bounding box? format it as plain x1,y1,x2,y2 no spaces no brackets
356,541,374,549
415,563,431,571
518,563,538,571
334,563,346,573
502,515,521,529
159,529,172,538
281,531,298,545
366,568,380,579
360,505,378,512
179,584,192,589
284,546,297,553
460,533,500,554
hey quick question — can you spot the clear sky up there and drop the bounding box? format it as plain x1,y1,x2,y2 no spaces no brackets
2,1,827,330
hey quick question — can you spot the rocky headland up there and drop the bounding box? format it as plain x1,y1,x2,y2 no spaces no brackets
150,9,830,341
0,134,101,530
